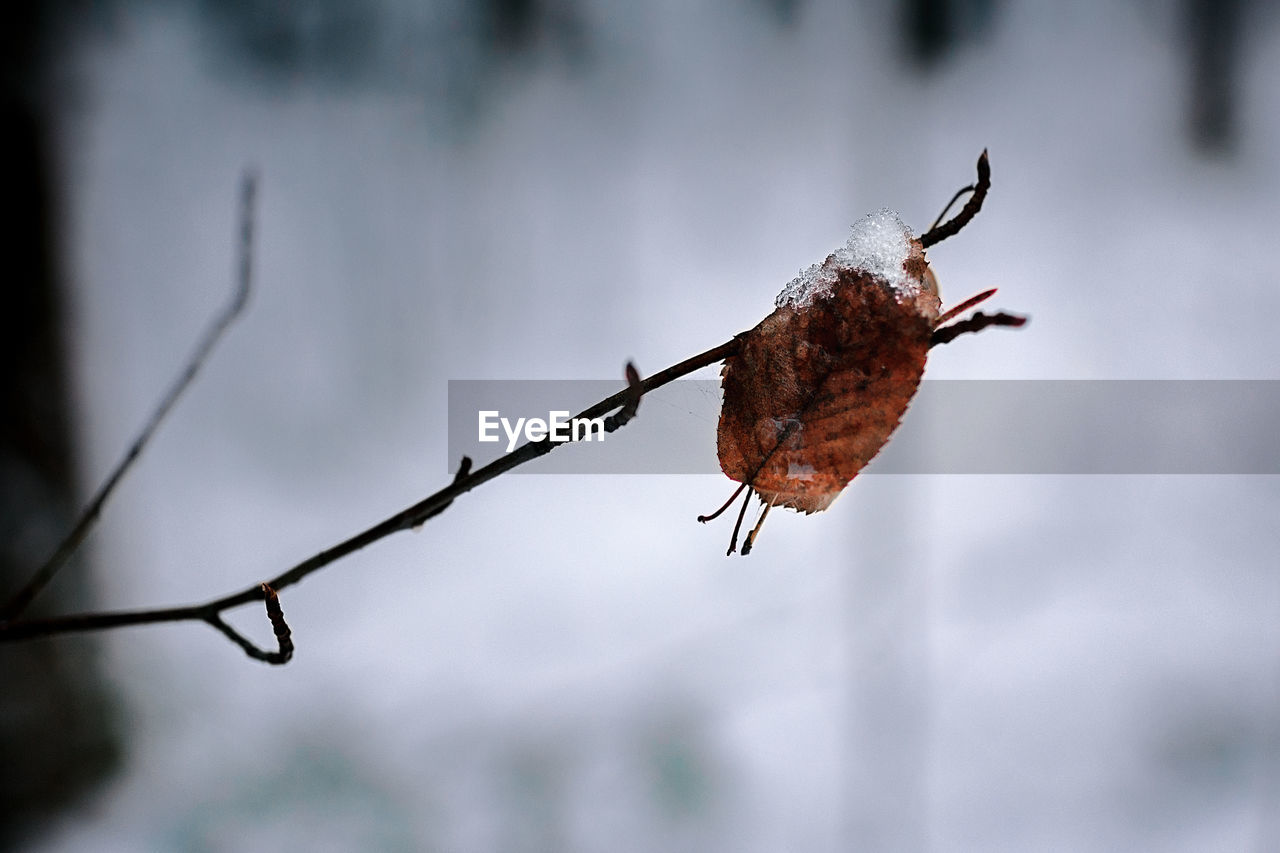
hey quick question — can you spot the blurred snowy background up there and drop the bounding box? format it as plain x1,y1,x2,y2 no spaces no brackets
4,0,1280,850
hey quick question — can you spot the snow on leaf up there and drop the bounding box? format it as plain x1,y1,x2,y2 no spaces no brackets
774,208,917,309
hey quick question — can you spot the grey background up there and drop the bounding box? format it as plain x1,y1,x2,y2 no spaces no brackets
16,1,1280,851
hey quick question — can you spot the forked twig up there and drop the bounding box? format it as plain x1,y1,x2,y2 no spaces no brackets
207,584,292,665
0,172,258,623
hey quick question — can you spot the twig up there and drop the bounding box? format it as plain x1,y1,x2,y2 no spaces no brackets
727,485,755,557
931,311,1028,347
0,172,258,623
696,482,747,523
0,339,741,656
920,150,989,249
602,362,643,432
927,183,976,233
207,583,292,665
411,456,473,529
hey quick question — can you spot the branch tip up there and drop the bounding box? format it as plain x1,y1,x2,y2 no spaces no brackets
259,582,294,664
604,361,644,432
921,150,991,249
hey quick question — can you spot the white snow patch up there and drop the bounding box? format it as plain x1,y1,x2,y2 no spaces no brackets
775,208,916,309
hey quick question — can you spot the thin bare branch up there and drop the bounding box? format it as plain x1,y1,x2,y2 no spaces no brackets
0,172,258,622
0,338,741,651
410,456,473,529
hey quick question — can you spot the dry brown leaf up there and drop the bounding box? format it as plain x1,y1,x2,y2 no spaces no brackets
703,151,1022,555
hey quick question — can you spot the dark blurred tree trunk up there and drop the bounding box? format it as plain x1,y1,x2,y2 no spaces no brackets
1,3,121,849
900,0,998,70
903,0,954,67
898,0,1248,156
1184,0,1243,155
